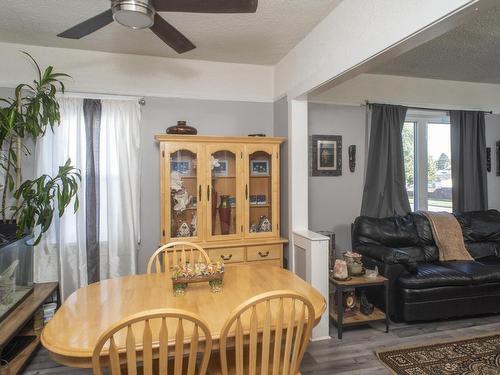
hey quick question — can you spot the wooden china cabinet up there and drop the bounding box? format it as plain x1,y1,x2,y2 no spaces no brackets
155,135,287,267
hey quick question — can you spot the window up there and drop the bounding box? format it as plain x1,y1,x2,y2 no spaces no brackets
402,111,452,212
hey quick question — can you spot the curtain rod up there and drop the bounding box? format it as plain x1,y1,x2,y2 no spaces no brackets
364,101,492,114
58,92,146,105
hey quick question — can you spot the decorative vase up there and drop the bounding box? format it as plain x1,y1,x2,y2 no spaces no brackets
219,195,231,235
211,189,218,233
166,120,197,135
332,259,349,280
343,251,363,276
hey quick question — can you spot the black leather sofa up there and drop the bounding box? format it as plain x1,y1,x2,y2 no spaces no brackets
352,209,500,322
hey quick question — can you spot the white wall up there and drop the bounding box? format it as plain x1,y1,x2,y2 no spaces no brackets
308,103,365,256
312,73,500,113
0,42,274,103
274,0,479,98
273,97,289,266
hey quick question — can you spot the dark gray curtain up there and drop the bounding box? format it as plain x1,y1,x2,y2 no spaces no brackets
361,104,410,217
83,99,101,284
450,110,488,213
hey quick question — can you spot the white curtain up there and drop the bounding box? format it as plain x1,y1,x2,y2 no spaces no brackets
34,97,141,300
34,98,88,300
99,100,141,279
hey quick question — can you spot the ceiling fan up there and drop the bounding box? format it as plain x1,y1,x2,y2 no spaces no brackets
57,0,258,54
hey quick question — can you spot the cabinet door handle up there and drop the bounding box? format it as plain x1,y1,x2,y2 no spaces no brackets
207,185,210,201
199,185,202,201
245,184,248,200
220,254,233,261
258,251,270,258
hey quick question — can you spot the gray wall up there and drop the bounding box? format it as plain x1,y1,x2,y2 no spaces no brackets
486,114,500,210
308,103,366,257
1,87,275,273
273,97,289,267
139,97,274,273
308,103,500,257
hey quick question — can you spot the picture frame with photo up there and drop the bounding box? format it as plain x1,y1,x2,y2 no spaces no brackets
213,159,228,176
171,160,191,175
311,135,342,176
250,160,269,176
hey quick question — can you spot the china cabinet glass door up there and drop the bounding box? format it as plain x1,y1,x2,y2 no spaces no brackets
206,145,243,241
245,144,279,238
163,143,204,242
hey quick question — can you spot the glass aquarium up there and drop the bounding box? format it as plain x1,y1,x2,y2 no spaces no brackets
0,233,33,322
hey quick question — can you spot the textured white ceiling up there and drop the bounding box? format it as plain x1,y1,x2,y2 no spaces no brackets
0,0,340,65
371,5,500,84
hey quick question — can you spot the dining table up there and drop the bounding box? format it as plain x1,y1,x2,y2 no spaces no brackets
41,264,326,368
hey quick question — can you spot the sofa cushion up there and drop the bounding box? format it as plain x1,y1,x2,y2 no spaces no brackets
477,256,500,267
411,212,435,245
399,282,500,303
353,214,419,248
465,242,500,260
455,209,500,243
440,261,500,284
398,263,472,289
410,212,439,262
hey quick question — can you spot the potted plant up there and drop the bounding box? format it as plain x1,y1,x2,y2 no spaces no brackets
0,52,80,245
0,53,80,321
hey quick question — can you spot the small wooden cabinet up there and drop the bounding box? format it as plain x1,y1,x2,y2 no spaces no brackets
155,135,287,266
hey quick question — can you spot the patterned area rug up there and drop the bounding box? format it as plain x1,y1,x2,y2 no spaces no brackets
377,334,500,374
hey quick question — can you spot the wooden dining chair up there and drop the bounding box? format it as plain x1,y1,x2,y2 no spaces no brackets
92,308,213,375
216,290,315,375
147,241,211,274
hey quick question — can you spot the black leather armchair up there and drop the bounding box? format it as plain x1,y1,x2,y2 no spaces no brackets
352,210,500,322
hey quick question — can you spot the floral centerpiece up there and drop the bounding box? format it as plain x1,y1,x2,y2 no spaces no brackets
171,261,224,295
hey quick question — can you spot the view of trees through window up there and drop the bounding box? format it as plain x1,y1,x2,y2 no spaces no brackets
427,122,452,212
403,119,452,212
403,122,415,211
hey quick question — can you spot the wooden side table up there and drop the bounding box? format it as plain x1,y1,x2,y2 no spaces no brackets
0,282,59,374
329,274,389,339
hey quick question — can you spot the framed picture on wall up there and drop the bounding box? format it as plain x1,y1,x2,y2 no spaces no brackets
311,135,342,176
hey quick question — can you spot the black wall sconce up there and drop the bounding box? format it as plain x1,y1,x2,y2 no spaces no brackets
487,147,491,172
348,145,356,172
497,141,500,176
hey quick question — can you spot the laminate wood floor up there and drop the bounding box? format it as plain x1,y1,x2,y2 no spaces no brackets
23,314,500,374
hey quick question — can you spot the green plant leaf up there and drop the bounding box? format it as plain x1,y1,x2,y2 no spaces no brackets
10,159,81,243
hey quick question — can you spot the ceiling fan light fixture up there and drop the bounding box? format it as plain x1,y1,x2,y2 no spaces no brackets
112,0,155,29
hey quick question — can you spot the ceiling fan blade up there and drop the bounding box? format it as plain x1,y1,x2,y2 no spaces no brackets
150,14,196,54
153,0,258,13
58,9,114,39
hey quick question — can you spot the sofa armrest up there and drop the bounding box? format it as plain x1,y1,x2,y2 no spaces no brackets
356,244,417,272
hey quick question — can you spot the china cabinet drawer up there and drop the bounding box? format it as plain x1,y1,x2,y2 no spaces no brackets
246,244,281,261
209,248,244,263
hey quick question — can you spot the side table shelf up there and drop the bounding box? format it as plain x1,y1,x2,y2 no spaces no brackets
329,274,389,339
0,282,59,374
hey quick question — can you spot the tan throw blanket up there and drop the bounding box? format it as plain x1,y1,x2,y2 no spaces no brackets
420,211,473,261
